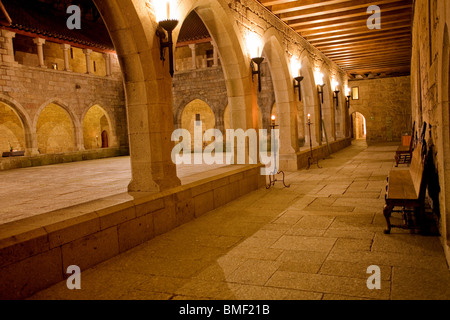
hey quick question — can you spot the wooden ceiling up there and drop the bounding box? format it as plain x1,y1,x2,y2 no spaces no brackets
257,0,413,80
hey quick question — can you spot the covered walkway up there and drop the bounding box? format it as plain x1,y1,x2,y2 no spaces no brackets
30,142,450,300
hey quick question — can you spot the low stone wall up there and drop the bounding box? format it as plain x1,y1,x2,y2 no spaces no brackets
296,138,352,169
0,164,265,299
0,147,129,171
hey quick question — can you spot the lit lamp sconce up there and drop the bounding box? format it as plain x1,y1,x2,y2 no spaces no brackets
291,57,303,101
332,80,340,109
315,72,325,104
248,32,264,92
271,114,277,128
345,86,351,109
155,1,178,77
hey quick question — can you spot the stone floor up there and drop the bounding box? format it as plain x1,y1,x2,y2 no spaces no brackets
0,155,232,224
29,141,450,300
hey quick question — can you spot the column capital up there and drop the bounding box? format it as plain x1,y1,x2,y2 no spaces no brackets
33,38,46,45
188,43,196,50
1,29,16,39
83,48,93,55
60,43,71,50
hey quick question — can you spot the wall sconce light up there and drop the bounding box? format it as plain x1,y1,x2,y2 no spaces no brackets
247,32,264,92
291,57,303,101
271,114,276,127
315,71,325,104
332,80,340,109
251,57,264,92
156,1,178,77
345,86,351,109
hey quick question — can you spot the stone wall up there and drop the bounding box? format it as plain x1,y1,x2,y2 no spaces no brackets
348,76,412,145
173,62,275,132
411,0,450,265
0,38,128,157
173,66,229,131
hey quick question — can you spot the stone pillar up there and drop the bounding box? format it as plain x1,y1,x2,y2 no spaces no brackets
60,44,71,71
33,38,46,68
1,30,17,65
103,53,112,76
211,40,219,67
83,48,93,74
188,44,197,70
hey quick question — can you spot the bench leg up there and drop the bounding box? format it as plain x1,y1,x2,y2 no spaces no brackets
383,204,394,234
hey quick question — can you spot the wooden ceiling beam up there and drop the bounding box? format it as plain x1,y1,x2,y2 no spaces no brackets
299,18,411,38
288,5,412,29
307,28,411,45
278,0,404,22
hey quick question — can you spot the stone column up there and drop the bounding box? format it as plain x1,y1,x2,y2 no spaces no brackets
1,30,17,65
60,43,71,71
33,38,46,68
103,53,112,76
211,40,219,67
188,44,197,70
83,48,93,74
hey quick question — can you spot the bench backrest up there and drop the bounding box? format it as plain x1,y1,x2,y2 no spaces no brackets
409,141,426,196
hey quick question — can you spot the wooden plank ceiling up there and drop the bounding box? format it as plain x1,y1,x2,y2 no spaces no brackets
257,0,413,80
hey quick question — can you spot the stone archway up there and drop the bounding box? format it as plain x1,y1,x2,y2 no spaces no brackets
181,99,216,149
83,104,114,149
93,0,181,192
36,103,76,154
179,1,256,134
0,102,26,154
300,55,319,147
93,0,257,191
351,112,367,140
262,29,299,170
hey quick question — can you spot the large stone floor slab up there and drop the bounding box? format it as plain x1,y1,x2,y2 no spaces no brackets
28,141,450,300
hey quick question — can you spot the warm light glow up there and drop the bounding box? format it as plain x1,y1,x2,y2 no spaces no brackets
345,86,351,96
307,113,311,120
247,32,262,59
290,57,301,78
314,71,324,86
331,79,339,92
154,0,177,22
271,115,276,121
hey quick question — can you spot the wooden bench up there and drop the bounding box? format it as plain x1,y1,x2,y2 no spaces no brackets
394,122,415,167
383,141,429,234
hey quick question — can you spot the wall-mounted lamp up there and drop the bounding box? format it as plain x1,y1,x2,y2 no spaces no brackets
247,32,264,92
332,80,340,109
271,114,276,127
251,57,264,92
156,1,178,77
291,57,303,101
345,86,351,109
315,72,325,104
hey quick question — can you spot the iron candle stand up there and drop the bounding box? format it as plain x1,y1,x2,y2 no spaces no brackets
266,122,290,189
306,117,321,170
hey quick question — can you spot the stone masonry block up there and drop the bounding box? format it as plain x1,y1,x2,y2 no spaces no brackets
0,248,63,300
117,213,154,253
61,227,119,272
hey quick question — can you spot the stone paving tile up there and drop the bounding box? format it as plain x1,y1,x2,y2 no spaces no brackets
266,270,390,300
391,266,450,300
270,235,337,253
228,259,281,285
226,283,323,300
319,260,391,281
